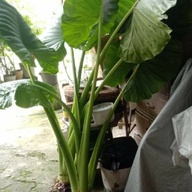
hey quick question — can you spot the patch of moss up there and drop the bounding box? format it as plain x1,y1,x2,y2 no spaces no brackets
18,170,33,179
0,167,6,173
27,151,46,160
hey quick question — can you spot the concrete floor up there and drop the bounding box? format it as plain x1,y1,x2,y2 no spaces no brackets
0,105,127,192
0,105,60,192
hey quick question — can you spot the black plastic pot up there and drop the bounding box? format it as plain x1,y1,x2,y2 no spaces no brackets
99,136,138,192
100,136,138,171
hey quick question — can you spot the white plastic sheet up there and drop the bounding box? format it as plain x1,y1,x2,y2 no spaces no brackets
172,106,192,172
125,58,192,192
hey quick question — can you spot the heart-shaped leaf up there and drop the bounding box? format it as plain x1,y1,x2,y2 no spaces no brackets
123,39,183,102
62,0,121,50
15,81,57,108
0,1,64,74
120,0,177,63
0,79,29,109
103,41,136,86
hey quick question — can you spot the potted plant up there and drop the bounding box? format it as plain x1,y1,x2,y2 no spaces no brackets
0,41,24,81
0,41,16,81
0,0,189,191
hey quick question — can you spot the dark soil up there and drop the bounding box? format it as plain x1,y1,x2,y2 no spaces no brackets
49,179,71,192
49,170,104,192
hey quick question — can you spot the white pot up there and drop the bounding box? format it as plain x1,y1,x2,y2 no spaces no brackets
40,71,58,86
92,102,115,126
100,167,131,192
3,74,16,82
19,64,36,78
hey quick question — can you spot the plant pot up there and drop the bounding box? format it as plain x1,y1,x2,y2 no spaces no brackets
40,71,58,86
40,72,61,110
100,167,131,192
100,137,138,192
3,74,16,82
15,69,23,80
19,63,36,78
92,102,115,126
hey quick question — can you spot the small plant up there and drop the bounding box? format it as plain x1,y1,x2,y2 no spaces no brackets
0,42,16,76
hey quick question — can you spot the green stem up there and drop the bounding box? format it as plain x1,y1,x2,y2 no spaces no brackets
79,70,93,107
58,145,68,182
67,130,76,158
95,58,124,98
71,48,78,92
71,48,81,141
33,83,80,152
78,51,86,85
43,105,79,192
88,64,140,187
26,64,35,82
63,59,73,83
100,0,139,61
79,6,103,192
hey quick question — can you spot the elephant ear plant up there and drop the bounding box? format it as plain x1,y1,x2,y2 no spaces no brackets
0,0,185,191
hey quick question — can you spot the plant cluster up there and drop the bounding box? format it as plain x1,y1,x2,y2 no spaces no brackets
0,0,192,191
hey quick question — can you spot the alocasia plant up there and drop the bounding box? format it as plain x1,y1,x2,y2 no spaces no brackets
1,0,189,191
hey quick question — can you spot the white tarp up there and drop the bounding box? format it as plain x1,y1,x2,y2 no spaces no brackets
171,106,192,173
125,58,192,192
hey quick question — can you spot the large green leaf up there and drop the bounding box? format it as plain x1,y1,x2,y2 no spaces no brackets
123,39,183,102
62,0,120,50
102,41,136,86
115,0,136,30
62,0,100,48
0,0,64,73
40,10,64,51
83,0,137,50
0,80,57,109
164,0,192,60
39,9,67,61
120,0,177,63
0,80,26,109
0,0,34,66
39,11,67,73
15,81,57,108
